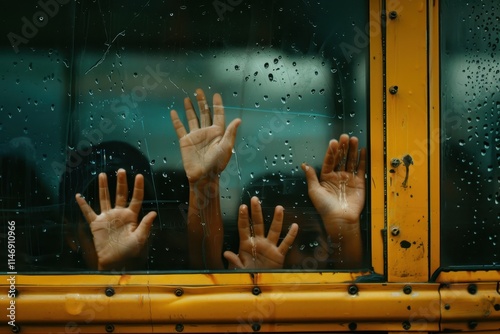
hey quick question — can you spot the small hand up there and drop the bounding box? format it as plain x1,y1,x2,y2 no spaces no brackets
301,134,366,228
75,168,157,270
170,88,241,184
224,196,298,269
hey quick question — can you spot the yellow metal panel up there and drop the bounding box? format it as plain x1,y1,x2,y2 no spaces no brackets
369,0,386,276
428,0,442,278
440,283,500,332
385,0,429,282
1,276,441,332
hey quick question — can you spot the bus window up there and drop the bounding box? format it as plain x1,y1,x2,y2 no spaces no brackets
440,0,500,267
1,0,369,273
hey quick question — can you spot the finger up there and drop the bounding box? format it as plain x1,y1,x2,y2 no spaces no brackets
115,168,128,208
220,118,241,152
301,163,321,191
250,196,265,237
75,193,97,223
184,96,200,132
277,223,299,255
266,205,284,245
134,211,157,244
129,174,145,214
170,109,187,139
336,134,350,171
98,172,111,212
346,136,360,173
357,147,367,177
212,92,225,128
237,204,251,243
195,88,212,128
223,251,244,269
321,139,337,175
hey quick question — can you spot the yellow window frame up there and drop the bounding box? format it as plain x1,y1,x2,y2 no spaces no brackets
1,1,500,332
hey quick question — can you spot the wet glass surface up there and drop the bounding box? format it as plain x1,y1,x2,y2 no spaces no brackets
0,0,369,272
440,0,500,267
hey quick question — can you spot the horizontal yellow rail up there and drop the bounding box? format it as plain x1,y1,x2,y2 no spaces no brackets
2,274,500,333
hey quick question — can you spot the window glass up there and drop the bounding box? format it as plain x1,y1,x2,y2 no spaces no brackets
440,0,500,267
1,0,369,272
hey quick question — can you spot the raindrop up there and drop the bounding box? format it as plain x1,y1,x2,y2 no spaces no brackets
268,73,274,81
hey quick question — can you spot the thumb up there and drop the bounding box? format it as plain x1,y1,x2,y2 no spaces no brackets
135,211,157,244
223,251,244,269
301,163,320,190
221,118,241,148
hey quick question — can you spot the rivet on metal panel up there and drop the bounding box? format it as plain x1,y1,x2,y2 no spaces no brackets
391,226,400,236
390,158,401,168
389,85,399,95
105,287,115,297
175,324,184,332
402,320,411,330
252,286,261,295
11,325,20,333
252,323,261,332
467,284,477,295
468,321,478,330
444,303,451,310
348,284,359,295
348,322,357,331
174,288,184,297
105,324,115,333
403,285,412,295
389,11,398,20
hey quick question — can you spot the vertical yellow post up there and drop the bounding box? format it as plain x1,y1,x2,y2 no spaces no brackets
369,0,385,275
428,0,441,277
385,0,429,282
